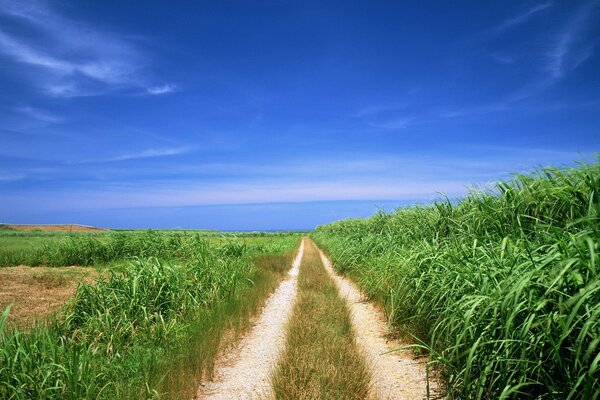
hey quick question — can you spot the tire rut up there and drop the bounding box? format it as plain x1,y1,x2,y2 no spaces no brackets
316,243,438,400
194,239,305,400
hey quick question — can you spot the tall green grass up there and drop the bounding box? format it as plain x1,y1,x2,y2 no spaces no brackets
151,248,297,399
0,234,299,399
0,230,299,267
313,161,600,399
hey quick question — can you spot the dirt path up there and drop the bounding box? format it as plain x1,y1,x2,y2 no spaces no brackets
195,239,305,400
316,244,437,400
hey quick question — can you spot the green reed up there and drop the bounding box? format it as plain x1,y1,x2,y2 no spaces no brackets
313,160,599,399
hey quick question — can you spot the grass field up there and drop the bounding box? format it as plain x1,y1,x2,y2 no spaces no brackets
0,231,300,399
1,160,598,399
0,236,73,252
0,226,108,255
313,160,600,399
0,229,303,267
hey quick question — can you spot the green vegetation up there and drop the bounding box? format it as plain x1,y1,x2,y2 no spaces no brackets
158,248,296,399
272,239,370,400
0,235,72,253
0,231,299,399
0,229,299,267
313,161,600,399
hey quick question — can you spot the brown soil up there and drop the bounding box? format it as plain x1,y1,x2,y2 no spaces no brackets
0,266,98,327
6,224,107,232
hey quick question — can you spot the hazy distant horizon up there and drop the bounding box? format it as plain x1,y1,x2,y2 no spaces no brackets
2,199,428,231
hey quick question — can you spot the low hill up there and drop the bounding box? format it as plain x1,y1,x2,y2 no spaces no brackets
2,224,107,232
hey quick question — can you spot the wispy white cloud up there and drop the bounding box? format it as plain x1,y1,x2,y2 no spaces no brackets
476,0,598,117
145,148,590,181
70,147,191,164
12,105,63,124
369,117,413,130
1,146,592,213
0,102,65,133
490,52,517,64
493,2,553,34
546,0,599,79
0,0,173,96
354,99,418,131
146,84,178,95
0,171,26,182
443,1,599,121
0,179,471,212
354,103,408,117
437,93,600,122
109,147,190,162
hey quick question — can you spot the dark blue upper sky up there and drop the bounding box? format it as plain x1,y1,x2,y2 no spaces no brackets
1,0,599,230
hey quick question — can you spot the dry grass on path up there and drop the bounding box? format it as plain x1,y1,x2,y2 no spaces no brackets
317,246,437,400
194,240,305,400
272,239,371,400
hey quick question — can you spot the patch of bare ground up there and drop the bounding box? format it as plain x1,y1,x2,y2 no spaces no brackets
6,224,107,232
316,244,439,400
0,266,98,327
194,239,305,400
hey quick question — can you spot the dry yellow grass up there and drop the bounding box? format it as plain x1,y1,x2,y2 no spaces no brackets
272,239,370,400
0,266,97,327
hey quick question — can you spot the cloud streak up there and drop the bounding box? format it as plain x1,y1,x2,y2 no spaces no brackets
0,171,26,182
0,179,472,212
146,84,178,95
70,147,191,164
0,0,173,96
354,103,408,117
546,0,599,79
443,2,600,121
109,147,190,162
493,2,553,33
369,117,413,130
2,147,592,211
12,105,63,124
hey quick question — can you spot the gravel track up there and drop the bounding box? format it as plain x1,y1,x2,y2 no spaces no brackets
317,244,437,400
194,239,305,400
195,239,434,400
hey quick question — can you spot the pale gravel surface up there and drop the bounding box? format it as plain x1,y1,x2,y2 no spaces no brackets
317,245,437,400
195,239,305,400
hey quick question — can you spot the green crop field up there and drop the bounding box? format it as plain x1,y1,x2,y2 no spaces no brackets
1,161,599,400
313,161,600,399
0,229,302,267
0,235,68,252
0,230,300,399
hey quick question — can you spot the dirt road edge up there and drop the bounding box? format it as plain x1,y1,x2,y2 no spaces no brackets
316,243,438,400
195,239,305,400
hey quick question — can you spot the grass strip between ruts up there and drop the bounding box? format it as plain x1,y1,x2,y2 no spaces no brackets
272,239,370,400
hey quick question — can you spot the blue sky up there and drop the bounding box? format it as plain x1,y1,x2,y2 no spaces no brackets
1,0,599,230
